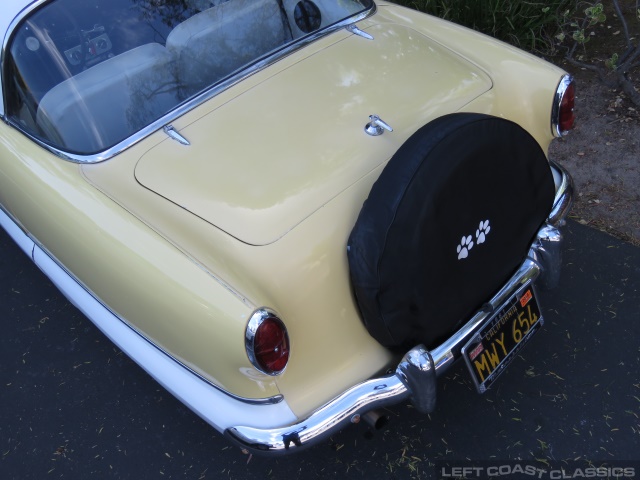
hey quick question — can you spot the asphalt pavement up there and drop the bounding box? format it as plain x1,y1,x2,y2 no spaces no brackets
1,220,639,479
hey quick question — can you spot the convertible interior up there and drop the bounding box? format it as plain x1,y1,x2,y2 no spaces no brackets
6,0,369,154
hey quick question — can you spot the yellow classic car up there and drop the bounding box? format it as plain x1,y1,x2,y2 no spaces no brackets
0,0,574,453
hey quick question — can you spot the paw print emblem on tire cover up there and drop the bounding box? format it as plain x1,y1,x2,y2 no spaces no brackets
457,219,491,260
476,220,491,244
456,235,474,260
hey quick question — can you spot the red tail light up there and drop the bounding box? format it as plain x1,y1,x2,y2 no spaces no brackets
246,310,289,375
553,75,575,136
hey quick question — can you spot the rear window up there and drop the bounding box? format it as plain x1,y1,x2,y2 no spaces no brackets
5,0,372,156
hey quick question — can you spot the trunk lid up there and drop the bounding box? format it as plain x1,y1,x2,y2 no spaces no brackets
135,23,492,245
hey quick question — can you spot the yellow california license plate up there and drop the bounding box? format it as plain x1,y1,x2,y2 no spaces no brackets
462,284,543,393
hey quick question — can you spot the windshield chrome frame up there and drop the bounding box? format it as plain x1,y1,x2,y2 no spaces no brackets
1,0,376,163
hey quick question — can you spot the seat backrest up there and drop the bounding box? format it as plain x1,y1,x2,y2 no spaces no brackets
184,0,230,11
36,43,179,154
166,0,292,98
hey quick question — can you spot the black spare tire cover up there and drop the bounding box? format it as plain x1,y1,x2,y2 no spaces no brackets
347,114,555,350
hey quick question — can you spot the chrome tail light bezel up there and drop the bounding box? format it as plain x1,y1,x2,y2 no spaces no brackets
245,308,290,376
552,74,576,137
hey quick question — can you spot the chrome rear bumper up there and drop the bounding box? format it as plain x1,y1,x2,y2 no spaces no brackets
226,161,573,455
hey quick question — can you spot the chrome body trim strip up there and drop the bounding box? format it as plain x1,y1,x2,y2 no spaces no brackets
225,163,574,455
1,2,375,162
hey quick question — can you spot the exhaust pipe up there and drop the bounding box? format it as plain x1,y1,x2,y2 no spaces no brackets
362,410,389,430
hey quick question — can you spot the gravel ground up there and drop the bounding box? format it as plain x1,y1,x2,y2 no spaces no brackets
548,0,639,246
550,68,640,246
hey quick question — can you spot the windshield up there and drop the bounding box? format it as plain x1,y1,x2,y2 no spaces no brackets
5,0,373,157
